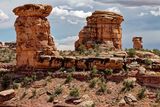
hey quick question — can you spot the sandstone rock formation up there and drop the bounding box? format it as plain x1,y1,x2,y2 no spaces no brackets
75,11,124,51
132,37,143,50
13,4,58,68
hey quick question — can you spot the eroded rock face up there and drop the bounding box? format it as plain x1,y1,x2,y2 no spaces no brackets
13,4,58,68
75,11,124,51
133,37,143,50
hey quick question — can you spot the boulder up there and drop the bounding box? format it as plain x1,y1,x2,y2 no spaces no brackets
0,89,15,103
79,100,95,107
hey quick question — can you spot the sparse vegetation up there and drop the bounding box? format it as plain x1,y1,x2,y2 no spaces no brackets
127,48,136,57
91,65,98,75
1,75,11,90
69,87,79,97
64,74,73,84
103,69,113,75
152,49,160,56
144,58,152,65
97,82,107,94
156,90,160,103
137,87,146,100
121,80,134,92
54,86,63,96
89,78,97,88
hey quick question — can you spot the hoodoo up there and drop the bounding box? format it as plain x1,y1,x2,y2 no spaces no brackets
13,4,59,68
133,37,143,50
75,11,124,51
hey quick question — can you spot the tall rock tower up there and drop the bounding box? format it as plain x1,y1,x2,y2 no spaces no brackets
13,4,59,68
75,11,124,51
133,37,143,50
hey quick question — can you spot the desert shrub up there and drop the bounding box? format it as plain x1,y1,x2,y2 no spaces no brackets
152,49,160,56
103,69,113,75
78,44,86,55
137,87,146,100
21,77,33,87
64,74,73,84
97,82,107,94
1,75,11,90
47,86,63,102
156,90,160,103
69,87,79,97
144,59,152,65
91,65,98,75
12,81,19,89
54,86,63,96
89,78,97,88
127,48,136,57
121,80,134,92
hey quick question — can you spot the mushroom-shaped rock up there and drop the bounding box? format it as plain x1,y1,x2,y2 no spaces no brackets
13,4,52,17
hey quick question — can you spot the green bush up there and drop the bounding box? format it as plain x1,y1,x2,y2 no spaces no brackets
1,75,11,90
103,69,113,75
156,90,160,103
69,87,79,97
127,48,136,57
54,86,63,96
89,78,97,88
64,74,73,84
152,49,160,56
97,82,107,94
137,87,146,100
91,66,98,75
121,80,134,92
144,59,152,65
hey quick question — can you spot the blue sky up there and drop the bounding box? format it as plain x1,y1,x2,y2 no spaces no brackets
0,0,160,50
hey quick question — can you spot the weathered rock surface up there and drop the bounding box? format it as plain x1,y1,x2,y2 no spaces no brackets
0,89,15,103
13,4,52,17
75,11,124,51
13,4,58,68
133,37,143,50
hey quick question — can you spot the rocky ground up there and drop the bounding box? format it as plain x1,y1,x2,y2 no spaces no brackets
0,74,160,107
0,48,160,107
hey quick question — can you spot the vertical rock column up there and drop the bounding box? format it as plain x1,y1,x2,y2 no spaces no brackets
13,4,58,68
132,37,143,50
75,11,124,51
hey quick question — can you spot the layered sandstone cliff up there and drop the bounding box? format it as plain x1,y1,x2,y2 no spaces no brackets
75,11,124,51
13,4,58,68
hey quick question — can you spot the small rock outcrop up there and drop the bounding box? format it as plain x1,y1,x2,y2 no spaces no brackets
0,89,15,103
75,11,124,51
133,37,143,50
13,4,59,68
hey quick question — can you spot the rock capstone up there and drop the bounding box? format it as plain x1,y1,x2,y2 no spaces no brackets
75,11,124,51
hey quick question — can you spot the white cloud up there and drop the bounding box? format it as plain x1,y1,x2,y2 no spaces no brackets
139,12,148,16
52,6,91,24
56,36,78,50
70,10,92,18
53,7,92,19
0,9,9,22
150,7,160,16
106,7,121,14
